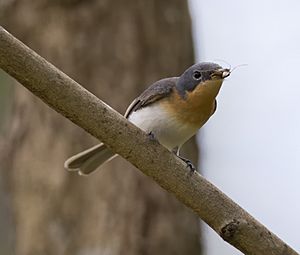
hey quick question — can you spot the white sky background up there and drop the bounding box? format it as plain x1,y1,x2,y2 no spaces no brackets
189,0,300,254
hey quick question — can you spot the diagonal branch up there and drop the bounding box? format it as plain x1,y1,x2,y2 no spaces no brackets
0,26,298,255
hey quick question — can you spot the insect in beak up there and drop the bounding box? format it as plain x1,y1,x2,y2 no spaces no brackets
221,69,231,78
211,68,231,80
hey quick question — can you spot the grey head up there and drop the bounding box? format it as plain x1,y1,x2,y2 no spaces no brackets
176,62,230,97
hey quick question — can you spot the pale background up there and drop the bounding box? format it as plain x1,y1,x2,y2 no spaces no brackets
189,0,300,254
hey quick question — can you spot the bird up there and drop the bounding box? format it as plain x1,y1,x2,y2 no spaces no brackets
64,62,230,175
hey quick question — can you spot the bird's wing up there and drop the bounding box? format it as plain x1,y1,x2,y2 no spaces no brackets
124,77,178,118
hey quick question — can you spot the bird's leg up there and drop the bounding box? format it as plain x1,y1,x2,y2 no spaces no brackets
172,147,196,173
177,155,196,173
147,131,157,142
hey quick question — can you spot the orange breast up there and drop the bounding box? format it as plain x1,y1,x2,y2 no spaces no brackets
160,85,217,127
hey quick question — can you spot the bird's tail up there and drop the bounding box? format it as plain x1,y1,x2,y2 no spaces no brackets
64,143,117,175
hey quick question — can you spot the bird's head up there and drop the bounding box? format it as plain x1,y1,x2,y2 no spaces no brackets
176,62,230,99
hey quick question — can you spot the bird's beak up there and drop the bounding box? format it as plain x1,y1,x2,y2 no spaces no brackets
211,68,231,80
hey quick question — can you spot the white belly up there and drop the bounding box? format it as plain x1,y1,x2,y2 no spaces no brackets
128,104,197,150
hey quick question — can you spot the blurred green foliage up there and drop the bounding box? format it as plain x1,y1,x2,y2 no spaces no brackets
0,70,13,132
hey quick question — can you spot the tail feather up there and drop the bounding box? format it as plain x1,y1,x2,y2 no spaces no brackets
64,143,117,175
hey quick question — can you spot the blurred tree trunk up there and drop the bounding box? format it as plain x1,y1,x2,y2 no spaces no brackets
0,1,201,254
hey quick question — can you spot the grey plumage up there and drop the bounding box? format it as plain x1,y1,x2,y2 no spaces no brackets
64,143,116,175
124,77,177,117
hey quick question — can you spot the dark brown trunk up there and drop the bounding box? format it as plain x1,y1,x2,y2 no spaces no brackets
0,1,201,254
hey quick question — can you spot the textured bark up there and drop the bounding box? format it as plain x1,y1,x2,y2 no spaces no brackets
0,1,200,255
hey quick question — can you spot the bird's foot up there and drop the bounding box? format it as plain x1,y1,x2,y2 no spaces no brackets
176,155,196,174
147,131,157,142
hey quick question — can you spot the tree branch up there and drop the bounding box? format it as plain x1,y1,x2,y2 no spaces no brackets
0,26,297,255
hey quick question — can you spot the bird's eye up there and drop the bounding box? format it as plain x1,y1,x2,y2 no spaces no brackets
193,71,202,80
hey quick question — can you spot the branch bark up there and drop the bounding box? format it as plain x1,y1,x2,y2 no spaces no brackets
0,26,297,255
